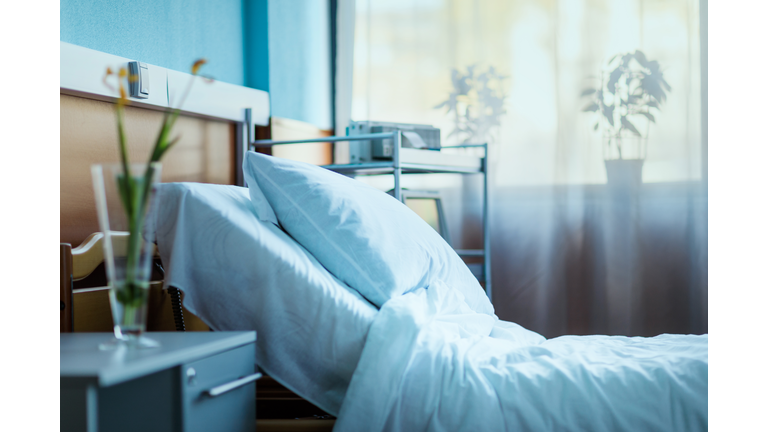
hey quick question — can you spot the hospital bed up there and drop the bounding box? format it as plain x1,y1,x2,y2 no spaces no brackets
147,152,707,431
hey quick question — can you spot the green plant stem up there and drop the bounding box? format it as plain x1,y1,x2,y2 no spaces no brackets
120,132,170,309
124,304,136,328
122,164,157,304
117,107,130,190
112,66,201,311
124,198,141,285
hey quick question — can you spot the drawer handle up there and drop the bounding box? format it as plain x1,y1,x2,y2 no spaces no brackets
204,372,262,398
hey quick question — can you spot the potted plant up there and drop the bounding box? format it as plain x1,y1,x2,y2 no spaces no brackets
93,59,208,348
434,65,508,145
581,50,671,188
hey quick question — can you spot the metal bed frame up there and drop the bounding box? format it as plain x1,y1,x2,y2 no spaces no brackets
241,110,492,300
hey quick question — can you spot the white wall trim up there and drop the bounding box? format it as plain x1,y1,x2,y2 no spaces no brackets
60,41,270,125
333,0,356,164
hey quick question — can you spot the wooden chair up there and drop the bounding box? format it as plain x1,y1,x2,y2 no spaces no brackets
60,232,208,333
60,243,74,333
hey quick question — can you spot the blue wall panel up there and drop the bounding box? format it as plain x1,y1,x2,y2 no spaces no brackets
268,0,333,129
244,0,270,92
61,0,245,86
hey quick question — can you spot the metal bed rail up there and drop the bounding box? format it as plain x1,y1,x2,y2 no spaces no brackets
242,111,492,301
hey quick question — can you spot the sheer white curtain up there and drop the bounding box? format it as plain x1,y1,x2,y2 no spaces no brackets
347,0,706,337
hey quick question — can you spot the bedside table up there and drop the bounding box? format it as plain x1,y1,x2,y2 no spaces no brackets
61,332,259,432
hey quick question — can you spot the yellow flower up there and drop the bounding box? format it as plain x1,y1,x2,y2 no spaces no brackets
191,59,207,75
118,84,127,104
103,67,115,92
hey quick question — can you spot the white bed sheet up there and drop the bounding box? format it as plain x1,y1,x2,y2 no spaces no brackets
149,183,378,416
336,281,708,431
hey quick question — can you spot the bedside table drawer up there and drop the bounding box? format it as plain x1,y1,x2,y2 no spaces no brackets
181,343,257,432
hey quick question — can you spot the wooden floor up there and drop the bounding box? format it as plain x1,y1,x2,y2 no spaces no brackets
256,375,335,431
256,419,335,432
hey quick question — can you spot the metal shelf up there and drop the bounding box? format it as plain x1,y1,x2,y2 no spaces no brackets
243,113,492,301
455,249,485,257
322,162,484,176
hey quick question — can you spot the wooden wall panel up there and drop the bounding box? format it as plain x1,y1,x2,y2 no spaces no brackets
267,117,333,165
60,94,234,246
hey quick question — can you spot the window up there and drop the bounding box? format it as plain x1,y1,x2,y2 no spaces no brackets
351,0,702,185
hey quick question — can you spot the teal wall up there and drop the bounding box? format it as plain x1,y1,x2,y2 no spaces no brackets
61,0,248,87
244,0,270,92
61,0,331,128
268,0,333,130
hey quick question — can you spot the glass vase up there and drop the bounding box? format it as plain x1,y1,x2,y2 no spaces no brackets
92,162,162,349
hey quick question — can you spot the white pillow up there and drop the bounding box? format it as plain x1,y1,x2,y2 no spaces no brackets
243,151,494,315
149,183,378,416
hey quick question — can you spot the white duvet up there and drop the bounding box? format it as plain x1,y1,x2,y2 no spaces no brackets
335,281,708,431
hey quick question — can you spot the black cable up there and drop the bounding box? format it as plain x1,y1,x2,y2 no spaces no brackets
168,286,186,332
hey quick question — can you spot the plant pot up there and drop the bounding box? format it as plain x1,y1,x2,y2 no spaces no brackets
92,162,162,348
604,159,644,189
